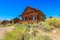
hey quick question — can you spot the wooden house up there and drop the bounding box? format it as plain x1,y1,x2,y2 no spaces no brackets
20,6,46,23
1,20,9,25
10,17,21,24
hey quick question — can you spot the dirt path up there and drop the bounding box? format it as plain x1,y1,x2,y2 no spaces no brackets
47,32,60,40
0,25,15,40
47,29,60,40
37,29,60,40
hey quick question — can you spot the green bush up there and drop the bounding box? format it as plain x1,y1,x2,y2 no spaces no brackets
4,24,27,40
38,21,54,32
23,33,33,40
6,23,13,26
4,22,53,40
29,33,52,40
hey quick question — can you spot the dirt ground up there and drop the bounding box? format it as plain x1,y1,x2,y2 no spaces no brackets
0,26,60,40
0,25,15,40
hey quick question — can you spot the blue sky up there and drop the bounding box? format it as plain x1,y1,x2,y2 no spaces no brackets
0,0,60,20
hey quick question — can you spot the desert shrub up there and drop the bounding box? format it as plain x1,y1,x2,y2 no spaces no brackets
29,33,52,40
0,25,3,27
22,22,28,26
4,24,27,40
28,23,39,30
38,21,54,32
54,19,60,27
6,23,13,26
45,18,56,26
4,22,53,40
23,33,33,40
4,31,52,40
46,18,60,28
0,23,13,27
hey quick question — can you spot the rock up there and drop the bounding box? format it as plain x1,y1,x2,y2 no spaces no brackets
52,30,56,33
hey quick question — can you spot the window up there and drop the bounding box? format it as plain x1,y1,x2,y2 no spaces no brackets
24,17,27,21
32,16,35,20
24,18,26,21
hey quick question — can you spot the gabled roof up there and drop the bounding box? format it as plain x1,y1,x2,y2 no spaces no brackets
12,17,21,21
21,6,45,17
22,6,38,14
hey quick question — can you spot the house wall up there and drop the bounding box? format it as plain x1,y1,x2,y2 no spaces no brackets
20,7,46,23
